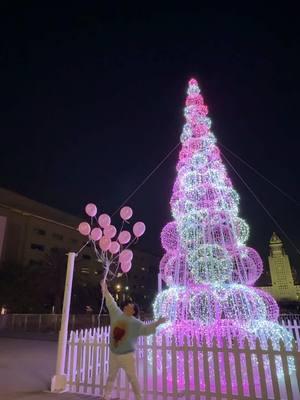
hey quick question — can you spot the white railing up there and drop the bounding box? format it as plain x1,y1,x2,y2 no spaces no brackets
66,325,300,399
0,313,111,333
0,313,152,333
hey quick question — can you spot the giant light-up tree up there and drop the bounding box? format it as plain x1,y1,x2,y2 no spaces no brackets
153,78,293,351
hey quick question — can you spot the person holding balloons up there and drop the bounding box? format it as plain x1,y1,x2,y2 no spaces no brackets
78,203,166,399
100,279,167,400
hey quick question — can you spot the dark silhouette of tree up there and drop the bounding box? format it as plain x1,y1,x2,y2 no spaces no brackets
43,248,102,314
43,248,69,313
0,249,103,314
0,262,41,312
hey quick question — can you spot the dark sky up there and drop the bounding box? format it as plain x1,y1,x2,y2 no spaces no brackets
0,3,300,276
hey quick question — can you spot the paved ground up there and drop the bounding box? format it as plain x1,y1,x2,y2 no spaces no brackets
0,337,97,400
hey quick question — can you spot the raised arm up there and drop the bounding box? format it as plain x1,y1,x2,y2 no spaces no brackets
100,280,122,316
139,317,167,336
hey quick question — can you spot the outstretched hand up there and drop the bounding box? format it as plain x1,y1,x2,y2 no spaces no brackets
156,316,168,326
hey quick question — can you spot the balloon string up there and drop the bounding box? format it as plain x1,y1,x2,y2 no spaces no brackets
96,239,137,327
97,257,110,327
91,210,140,326
76,239,91,255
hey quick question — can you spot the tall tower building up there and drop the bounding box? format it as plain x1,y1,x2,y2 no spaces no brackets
268,232,298,301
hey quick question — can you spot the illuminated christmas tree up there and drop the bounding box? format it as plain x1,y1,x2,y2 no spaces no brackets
153,78,293,351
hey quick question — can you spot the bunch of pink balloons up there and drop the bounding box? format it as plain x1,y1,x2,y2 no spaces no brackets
77,203,146,273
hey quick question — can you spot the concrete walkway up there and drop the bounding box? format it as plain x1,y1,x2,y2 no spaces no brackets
0,337,97,400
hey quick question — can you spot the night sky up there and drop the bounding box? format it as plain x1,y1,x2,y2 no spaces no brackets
0,4,299,277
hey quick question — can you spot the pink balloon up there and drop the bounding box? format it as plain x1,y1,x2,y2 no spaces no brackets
133,222,146,237
121,261,132,273
99,236,111,252
98,213,111,228
109,241,120,254
119,249,133,264
90,227,102,241
118,230,131,245
104,225,117,239
120,206,133,220
78,222,91,236
85,203,97,217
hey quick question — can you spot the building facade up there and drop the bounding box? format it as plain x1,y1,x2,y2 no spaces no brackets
0,187,159,311
0,187,95,272
258,232,300,301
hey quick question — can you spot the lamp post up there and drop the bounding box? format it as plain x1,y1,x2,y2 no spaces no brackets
51,252,76,392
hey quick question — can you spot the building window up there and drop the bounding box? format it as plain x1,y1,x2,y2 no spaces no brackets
30,243,45,251
33,228,46,236
80,267,89,274
52,233,63,241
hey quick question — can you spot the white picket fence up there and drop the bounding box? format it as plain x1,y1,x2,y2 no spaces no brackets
66,323,300,400
279,316,300,349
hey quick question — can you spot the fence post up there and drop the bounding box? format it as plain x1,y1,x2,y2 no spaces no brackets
223,336,232,398
267,338,281,400
202,335,210,395
295,340,300,394
280,340,293,400
243,337,255,399
211,336,221,398
293,319,300,350
68,331,76,391
255,338,268,399
232,337,243,397
172,335,178,396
